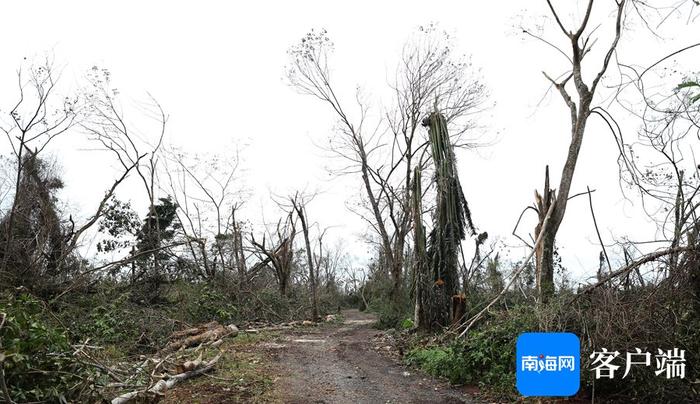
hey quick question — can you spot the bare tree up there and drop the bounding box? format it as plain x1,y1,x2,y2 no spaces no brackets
0,60,80,282
230,205,248,286
0,62,160,295
163,148,244,279
290,192,319,321
251,210,296,296
524,0,627,302
287,26,486,303
568,59,700,294
82,67,173,291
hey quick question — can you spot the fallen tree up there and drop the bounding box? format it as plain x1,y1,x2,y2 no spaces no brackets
161,322,238,353
572,246,698,299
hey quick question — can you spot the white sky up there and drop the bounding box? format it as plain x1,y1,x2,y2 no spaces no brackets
1,1,698,285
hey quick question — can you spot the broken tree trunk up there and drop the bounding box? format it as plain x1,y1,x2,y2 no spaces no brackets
534,166,557,303
168,321,219,340
421,111,476,330
459,202,556,337
450,294,466,326
291,196,319,322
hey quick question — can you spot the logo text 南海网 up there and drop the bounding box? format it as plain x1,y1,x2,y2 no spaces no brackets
521,355,576,372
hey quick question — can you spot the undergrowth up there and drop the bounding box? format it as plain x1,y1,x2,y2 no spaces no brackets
405,305,537,399
1,293,105,402
0,279,341,403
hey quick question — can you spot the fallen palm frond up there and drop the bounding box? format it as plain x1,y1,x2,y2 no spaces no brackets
413,166,428,328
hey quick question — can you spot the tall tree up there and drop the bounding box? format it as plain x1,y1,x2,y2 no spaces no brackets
0,61,80,282
528,0,627,301
418,111,476,329
133,196,180,299
0,151,65,287
287,26,485,303
0,62,144,294
291,193,319,321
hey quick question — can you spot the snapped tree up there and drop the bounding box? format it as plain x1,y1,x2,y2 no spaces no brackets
415,111,476,330
528,0,627,301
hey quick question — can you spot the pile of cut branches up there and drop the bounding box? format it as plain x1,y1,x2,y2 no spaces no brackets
104,321,239,403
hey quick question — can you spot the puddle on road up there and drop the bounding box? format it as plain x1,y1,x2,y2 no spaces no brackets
292,338,326,343
344,319,374,325
260,342,287,349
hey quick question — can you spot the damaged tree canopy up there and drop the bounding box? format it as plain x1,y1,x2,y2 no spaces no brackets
0,150,67,290
417,111,476,330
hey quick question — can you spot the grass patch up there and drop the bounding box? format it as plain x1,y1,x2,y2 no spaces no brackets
405,346,468,384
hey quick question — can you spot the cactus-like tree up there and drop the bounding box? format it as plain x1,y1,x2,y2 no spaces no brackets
416,111,476,329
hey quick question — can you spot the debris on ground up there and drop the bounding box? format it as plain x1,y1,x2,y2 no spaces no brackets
106,320,239,403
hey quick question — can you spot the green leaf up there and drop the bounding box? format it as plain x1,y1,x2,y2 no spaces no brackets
676,81,699,90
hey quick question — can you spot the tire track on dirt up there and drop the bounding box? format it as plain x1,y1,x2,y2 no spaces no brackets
269,309,479,403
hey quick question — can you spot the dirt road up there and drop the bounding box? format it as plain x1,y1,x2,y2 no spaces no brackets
267,309,479,403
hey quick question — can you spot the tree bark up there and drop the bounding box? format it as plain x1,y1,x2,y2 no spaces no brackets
293,200,319,321
535,0,626,302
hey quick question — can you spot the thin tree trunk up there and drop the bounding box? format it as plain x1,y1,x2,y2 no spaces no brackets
295,203,319,321
412,167,427,329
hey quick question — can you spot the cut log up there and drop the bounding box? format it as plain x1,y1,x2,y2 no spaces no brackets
111,354,221,404
176,352,203,374
162,324,238,353
168,321,219,340
244,324,293,333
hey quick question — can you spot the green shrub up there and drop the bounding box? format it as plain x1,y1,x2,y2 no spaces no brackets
405,345,469,384
185,284,238,324
1,293,104,402
369,300,408,329
405,304,537,398
59,288,177,353
79,292,130,344
366,287,412,329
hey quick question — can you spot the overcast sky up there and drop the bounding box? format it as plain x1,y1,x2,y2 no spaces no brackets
1,1,698,285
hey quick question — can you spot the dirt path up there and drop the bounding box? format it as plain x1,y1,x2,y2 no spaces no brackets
266,309,480,404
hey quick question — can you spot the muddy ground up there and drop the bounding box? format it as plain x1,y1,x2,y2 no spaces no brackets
164,309,482,403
